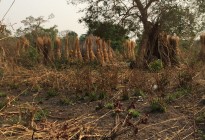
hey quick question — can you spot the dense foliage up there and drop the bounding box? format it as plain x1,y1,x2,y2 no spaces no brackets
86,21,129,50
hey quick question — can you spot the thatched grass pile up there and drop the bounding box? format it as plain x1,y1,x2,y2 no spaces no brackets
199,33,205,61
123,40,136,61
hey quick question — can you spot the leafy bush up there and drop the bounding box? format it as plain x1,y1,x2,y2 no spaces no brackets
18,47,39,68
89,92,98,102
0,92,6,98
105,103,114,109
165,88,190,103
121,92,130,101
128,109,140,118
46,89,59,99
148,59,163,72
98,91,107,100
150,98,167,113
34,109,48,121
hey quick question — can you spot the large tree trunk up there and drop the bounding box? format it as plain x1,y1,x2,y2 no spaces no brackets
131,21,179,69
133,21,160,68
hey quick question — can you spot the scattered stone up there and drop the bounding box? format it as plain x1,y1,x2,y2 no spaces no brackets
138,96,143,102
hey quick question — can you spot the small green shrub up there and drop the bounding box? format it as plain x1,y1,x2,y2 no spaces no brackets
59,98,73,105
31,85,42,92
87,91,107,102
9,83,19,89
105,103,114,109
89,92,98,101
150,98,166,113
98,91,107,100
34,109,48,121
121,92,130,101
203,134,205,140
0,92,6,98
95,102,104,111
148,59,163,72
46,89,58,99
128,109,140,118
18,47,39,68
165,88,190,103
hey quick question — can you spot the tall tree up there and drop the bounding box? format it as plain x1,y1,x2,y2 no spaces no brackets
86,21,129,50
16,15,57,46
68,0,205,65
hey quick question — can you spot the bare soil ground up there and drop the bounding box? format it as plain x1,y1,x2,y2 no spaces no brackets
0,61,204,140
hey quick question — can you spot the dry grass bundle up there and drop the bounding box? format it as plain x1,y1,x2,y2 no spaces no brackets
36,36,53,64
75,37,83,61
123,40,136,60
87,37,96,62
36,37,44,55
156,32,181,66
54,37,62,60
11,34,117,66
102,41,109,63
0,46,6,63
96,39,105,65
42,36,52,64
130,41,136,60
98,40,105,63
107,40,114,62
84,39,90,62
16,36,30,57
168,34,180,65
97,46,105,66
199,33,205,60
64,35,69,60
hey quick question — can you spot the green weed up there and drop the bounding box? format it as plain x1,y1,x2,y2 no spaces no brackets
128,109,140,118
150,98,166,113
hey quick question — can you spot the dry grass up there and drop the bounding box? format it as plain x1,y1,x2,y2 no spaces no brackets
123,40,136,61
200,33,205,60
0,34,205,139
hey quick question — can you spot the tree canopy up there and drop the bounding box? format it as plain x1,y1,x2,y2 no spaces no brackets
68,0,205,39
86,21,129,50
68,0,205,66
15,15,58,46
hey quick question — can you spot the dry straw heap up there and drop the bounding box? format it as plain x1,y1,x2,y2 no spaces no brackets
16,36,30,57
123,40,136,60
54,36,62,60
14,35,115,66
35,36,52,64
158,32,180,66
82,35,115,65
200,33,205,60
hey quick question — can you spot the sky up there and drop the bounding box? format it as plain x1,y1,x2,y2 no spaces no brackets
0,0,87,36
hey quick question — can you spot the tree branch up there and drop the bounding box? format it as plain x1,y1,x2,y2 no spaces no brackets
133,0,148,25
145,0,159,10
